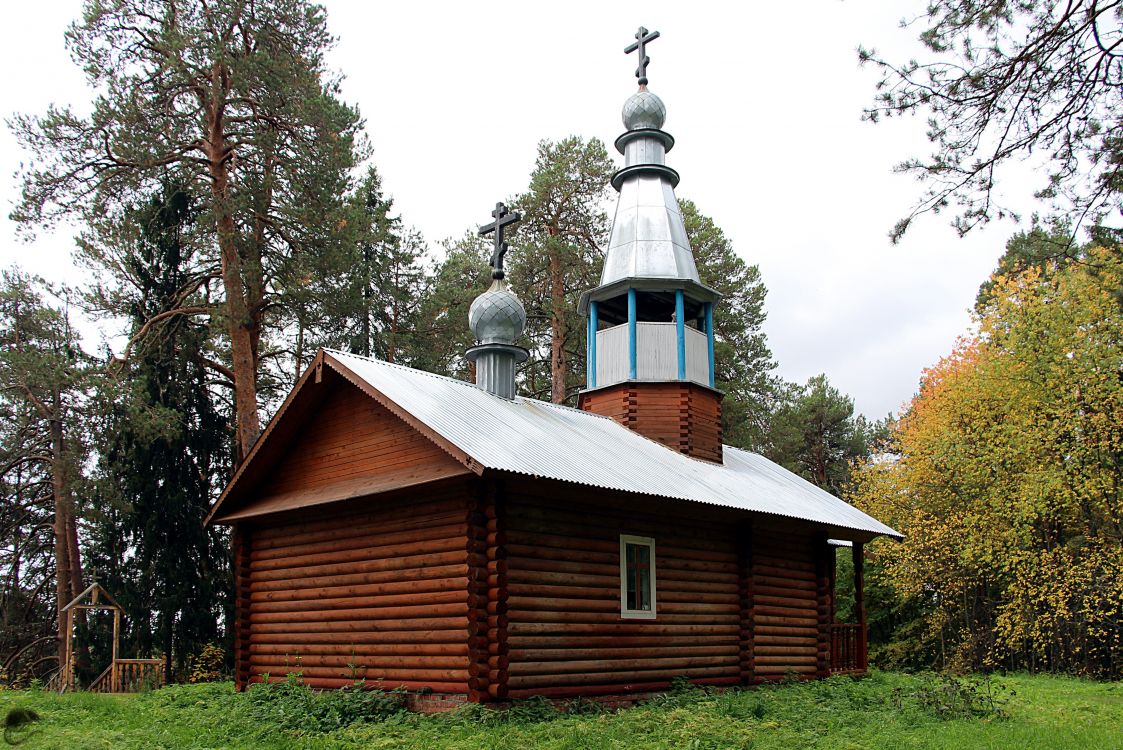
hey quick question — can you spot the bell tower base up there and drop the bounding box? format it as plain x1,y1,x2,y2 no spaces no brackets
579,381,723,463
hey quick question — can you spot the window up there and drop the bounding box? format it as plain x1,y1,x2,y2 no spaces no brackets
620,534,656,619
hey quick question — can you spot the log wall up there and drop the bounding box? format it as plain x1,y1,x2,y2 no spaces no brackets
237,490,472,693
749,527,827,682
502,484,743,698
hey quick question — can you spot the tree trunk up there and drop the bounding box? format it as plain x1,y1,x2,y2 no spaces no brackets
204,62,261,461
548,235,566,404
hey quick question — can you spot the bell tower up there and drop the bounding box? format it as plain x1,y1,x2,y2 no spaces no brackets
578,27,723,463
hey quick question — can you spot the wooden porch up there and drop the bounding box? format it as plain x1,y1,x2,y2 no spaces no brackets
54,582,165,693
828,541,869,676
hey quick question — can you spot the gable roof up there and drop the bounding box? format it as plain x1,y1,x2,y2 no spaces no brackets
208,350,900,540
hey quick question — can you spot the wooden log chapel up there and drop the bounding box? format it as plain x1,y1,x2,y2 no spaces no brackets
205,27,900,709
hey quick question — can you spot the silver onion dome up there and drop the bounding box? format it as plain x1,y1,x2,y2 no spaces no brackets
468,278,526,345
622,89,666,130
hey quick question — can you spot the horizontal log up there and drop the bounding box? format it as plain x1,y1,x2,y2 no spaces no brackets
506,610,738,626
249,563,469,594
753,625,820,637
754,604,819,619
251,575,466,603
249,675,467,693
249,615,464,633
508,621,737,637
754,575,817,592
752,554,816,573
753,594,820,610
507,634,738,649
505,596,738,616
251,590,466,615
753,646,818,656
753,584,817,600
754,614,819,627
507,665,736,689
754,655,818,666
249,643,468,657
250,604,467,625
509,655,735,676
248,664,469,681
509,645,738,662
249,630,469,646
753,565,816,582
752,635,818,646
250,653,467,670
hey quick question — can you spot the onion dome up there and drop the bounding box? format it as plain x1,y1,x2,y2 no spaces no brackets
622,89,667,130
468,278,526,346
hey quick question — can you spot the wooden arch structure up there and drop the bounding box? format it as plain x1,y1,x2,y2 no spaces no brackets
58,582,163,693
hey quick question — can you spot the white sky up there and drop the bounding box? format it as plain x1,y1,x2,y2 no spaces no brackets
1,1,1038,419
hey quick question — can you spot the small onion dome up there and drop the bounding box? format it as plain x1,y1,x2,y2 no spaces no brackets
622,89,666,130
468,278,527,345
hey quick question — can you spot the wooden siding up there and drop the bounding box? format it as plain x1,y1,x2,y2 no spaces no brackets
238,491,472,693
502,484,743,698
578,381,723,463
749,526,827,682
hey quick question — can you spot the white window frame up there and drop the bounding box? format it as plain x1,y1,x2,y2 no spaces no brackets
619,534,657,619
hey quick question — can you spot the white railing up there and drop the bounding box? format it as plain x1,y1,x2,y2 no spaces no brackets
595,322,709,387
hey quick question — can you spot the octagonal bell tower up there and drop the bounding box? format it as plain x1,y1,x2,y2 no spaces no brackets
578,27,723,463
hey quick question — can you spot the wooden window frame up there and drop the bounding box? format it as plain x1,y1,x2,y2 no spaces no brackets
619,534,657,619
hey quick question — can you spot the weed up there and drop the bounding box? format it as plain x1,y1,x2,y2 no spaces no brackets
891,671,1015,720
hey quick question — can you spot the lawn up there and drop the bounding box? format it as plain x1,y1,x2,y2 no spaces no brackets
1,671,1119,749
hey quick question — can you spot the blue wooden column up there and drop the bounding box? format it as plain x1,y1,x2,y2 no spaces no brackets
588,301,599,387
627,288,638,380
675,290,686,380
704,302,715,387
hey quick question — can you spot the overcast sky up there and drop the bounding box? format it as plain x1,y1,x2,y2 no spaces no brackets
1,1,1040,419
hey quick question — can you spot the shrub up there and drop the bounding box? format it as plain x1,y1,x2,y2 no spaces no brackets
891,672,1014,720
246,674,407,732
188,644,226,683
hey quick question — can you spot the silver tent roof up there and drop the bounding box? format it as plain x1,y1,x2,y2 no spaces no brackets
325,350,901,540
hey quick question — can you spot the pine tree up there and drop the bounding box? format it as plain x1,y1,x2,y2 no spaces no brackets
510,137,614,403
12,0,364,460
0,271,91,678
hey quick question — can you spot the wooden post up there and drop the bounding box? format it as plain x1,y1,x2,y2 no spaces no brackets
112,609,121,693
736,520,754,686
64,608,74,692
852,542,867,672
815,538,831,678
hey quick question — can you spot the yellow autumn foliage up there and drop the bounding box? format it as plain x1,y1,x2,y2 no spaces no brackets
851,248,1123,676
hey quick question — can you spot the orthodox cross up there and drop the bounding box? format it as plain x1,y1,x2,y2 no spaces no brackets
479,201,521,280
624,26,660,86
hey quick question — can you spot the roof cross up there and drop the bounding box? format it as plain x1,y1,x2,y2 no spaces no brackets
479,201,521,280
624,26,660,86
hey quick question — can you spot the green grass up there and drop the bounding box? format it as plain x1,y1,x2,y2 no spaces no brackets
1,671,1119,749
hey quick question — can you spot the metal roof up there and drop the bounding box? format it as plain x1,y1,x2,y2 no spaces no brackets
325,351,901,540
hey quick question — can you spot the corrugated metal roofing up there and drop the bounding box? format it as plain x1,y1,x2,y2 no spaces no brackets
325,350,901,540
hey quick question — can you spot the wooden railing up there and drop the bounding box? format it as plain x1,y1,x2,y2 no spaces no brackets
829,623,867,674
88,659,165,693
